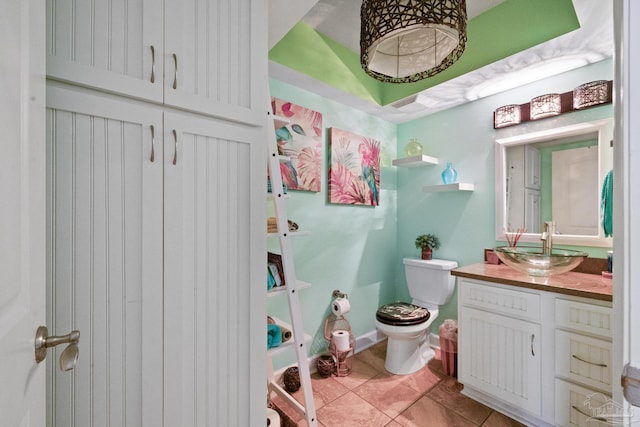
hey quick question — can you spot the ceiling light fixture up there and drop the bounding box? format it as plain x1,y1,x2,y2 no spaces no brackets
360,0,467,84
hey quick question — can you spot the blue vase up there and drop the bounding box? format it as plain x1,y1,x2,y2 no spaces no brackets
441,162,458,184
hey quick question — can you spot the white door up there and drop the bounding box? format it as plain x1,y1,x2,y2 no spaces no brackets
0,0,47,425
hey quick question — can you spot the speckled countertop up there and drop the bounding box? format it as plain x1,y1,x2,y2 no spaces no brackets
452,263,613,302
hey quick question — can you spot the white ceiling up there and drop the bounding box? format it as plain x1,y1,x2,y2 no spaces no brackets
269,0,614,124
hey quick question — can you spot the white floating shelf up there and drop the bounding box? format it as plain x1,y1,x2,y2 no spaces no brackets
422,183,475,192
392,154,439,167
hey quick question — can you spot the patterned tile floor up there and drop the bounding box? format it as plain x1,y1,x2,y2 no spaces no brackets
270,340,526,427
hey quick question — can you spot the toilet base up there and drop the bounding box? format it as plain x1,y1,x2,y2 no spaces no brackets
384,333,435,375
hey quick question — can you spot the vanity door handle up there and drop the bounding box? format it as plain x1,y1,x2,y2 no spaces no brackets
172,129,178,165
531,334,535,357
150,125,155,162
572,354,608,368
172,53,178,89
150,45,156,83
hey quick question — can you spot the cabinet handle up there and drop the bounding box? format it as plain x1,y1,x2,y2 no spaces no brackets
572,405,608,422
150,125,155,162
572,354,608,368
172,129,177,165
531,334,535,357
172,53,178,89
150,45,156,83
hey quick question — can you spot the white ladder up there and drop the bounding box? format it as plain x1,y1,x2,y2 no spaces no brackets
266,108,318,427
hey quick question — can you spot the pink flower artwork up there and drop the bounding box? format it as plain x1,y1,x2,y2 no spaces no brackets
329,128,381,206
271,98,323,192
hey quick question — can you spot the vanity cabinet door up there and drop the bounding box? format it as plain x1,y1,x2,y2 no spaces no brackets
459,306,542,416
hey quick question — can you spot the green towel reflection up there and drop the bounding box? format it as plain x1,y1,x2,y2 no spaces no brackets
601,169,613,237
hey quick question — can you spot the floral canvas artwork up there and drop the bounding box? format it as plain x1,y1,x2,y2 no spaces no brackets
271,98,323,192
329,128,381,206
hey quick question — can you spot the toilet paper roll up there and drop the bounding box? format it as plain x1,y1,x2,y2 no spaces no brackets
279,325,292,342
332,297,351,316
332,330,351,352
266,408,281,427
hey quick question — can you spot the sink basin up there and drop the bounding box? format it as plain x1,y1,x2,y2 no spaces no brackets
494,245,588,277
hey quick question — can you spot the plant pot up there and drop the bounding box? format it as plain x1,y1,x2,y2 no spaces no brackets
421,248,433,260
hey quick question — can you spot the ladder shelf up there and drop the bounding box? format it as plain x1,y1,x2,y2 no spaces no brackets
266,110,318,426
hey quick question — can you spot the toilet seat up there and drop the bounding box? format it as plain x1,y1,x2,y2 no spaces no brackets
376,302,430,326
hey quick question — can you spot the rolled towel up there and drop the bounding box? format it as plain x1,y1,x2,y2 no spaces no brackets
280,325,292,342
267,324,282,349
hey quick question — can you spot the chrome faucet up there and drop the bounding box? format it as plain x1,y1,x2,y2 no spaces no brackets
541,221,555,255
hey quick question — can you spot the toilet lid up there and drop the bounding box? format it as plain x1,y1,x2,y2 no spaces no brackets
376,302,430,326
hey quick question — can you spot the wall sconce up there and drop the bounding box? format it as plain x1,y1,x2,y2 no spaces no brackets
530,93,561,120
494,104,521,128
493,80,612,129
573,80,610,110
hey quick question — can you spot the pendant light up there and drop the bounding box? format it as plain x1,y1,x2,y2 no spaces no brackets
360,0,467,83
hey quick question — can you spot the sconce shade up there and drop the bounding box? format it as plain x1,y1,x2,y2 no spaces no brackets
360,0,467,83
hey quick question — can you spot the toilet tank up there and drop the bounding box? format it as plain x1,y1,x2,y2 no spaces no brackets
403,258,458,306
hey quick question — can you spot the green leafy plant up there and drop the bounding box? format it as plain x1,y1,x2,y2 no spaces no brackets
415,234,441,250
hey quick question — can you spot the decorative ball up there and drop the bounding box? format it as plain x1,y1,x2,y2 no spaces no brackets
283,367,301,393
316,354,335,378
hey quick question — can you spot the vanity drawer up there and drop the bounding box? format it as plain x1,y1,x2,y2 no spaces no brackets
556,299,612,338
555,330,612,394
459,279,540,322
555,379,612,427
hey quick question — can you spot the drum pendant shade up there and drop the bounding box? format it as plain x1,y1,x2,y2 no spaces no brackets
361,0,467,83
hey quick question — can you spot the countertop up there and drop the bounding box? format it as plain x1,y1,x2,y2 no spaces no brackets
452,263,613,302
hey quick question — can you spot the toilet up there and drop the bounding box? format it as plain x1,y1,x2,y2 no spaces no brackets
375,258,458,375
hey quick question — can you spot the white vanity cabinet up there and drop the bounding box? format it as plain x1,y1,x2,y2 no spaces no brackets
458,277,613,426
458,280,542,418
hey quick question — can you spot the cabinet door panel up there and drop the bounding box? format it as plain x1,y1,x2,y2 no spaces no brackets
459,307,541,416
164,0,264,124
46,86,163,427
163,112,266,427
47,0,163,102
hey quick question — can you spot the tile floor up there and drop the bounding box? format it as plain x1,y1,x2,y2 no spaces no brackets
270,340,526,427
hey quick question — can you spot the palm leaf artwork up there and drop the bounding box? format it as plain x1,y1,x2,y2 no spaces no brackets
329,128,381,206
271,98,323,192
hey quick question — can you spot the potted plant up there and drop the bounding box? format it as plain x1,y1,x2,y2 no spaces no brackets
415,234,440,260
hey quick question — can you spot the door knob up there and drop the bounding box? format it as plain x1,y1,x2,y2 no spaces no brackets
34,326,80,371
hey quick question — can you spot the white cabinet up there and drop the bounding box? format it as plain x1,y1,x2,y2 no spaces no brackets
45,0,267,422
459,281,542,417
47,0,164,102
46,86,164,427
163,110,265,426
458,278,613,426
47,0,264,124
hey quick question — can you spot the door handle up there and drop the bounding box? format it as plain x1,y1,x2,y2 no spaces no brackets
34,326,80,371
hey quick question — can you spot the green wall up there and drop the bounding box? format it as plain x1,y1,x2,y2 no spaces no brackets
269,58,613,367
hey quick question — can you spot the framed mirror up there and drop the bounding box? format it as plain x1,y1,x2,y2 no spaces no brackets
495,118,613,247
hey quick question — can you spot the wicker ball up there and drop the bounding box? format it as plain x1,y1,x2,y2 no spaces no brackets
316,354,335,378
283,367,300,393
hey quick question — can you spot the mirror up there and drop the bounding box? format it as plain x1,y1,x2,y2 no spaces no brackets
496,118,613,247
